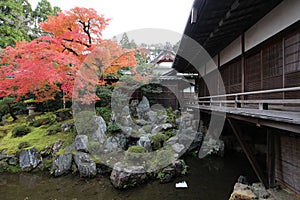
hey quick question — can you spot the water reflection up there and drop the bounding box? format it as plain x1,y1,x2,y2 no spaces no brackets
0,152,257,200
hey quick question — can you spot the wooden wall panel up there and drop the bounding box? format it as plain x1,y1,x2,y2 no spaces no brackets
275,135,300,194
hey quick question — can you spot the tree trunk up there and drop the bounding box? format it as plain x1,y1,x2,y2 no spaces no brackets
7,103,17,121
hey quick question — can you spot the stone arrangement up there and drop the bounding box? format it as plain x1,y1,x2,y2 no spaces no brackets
0,96,204,189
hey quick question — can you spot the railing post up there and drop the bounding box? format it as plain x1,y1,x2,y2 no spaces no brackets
235,95,241,108
259,103,268,110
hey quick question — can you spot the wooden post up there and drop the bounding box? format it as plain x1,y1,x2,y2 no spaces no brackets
241,33,245,98
267,128,276,188
228,118,268,187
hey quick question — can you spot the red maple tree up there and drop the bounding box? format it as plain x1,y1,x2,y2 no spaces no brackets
0,7,138,105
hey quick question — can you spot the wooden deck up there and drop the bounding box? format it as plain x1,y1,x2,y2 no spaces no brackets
187,104,300,134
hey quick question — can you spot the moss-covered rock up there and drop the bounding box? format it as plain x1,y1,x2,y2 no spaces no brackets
54,108,73,122
150,133,168,150
127,146,146,154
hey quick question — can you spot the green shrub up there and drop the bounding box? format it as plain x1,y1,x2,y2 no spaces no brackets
165,107,176,126
107,122,122,135
12,125,31,137
150,133,168,150
96,107,112,123
29,113,56,127
164,129,174,139
127,146,146,153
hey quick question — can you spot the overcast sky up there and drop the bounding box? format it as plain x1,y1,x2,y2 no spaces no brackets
28,0,194,44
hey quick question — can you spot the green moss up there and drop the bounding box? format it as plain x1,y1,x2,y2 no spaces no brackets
54,108,71,113
47,123,62,135
18,141,31,149
0,117,76,155
24,99,37,104
127,146,146,153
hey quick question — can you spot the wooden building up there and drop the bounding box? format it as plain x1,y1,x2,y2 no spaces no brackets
173,0,300,195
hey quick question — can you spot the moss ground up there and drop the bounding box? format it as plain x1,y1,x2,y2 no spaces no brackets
0,114,76,155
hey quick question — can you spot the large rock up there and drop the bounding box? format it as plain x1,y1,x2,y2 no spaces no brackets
146,110,158,123
52,154,73,177
92,116,107,144
104,135,126,153
171,143,185,155
229,182,273,200
157,160,185,183
19,148,42,171
110,162,147,189
73,152,96,178
136,96,150,119
74,135,89,153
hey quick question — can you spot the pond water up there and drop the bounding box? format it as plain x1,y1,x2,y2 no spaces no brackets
0,152,257,200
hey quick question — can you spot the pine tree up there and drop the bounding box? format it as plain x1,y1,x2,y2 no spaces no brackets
0,0,32,48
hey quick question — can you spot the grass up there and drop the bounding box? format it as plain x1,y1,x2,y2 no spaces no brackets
0,114,76,155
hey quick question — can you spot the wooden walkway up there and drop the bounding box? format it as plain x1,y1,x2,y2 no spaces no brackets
187,104,300,134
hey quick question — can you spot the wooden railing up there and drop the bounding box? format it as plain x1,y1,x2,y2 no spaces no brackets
186,86,300,111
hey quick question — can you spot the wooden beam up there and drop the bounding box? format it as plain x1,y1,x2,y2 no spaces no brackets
227,118,268,187
267,128,276,188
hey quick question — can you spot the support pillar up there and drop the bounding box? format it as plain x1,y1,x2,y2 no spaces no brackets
228,118,268,187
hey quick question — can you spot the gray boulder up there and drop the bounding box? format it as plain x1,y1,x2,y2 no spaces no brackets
73,152,96,178
74,135,89,153
93,116,107,144
110,162,147,189
137,135,152,151
136,96,150,119
151,125,162,134
104,135,126,153
61,121,74,132
146,110,158,123
19,148,42,171
52,140,63,155
0,149,7,161
52,154,73,176
135,119,149,126
171,143,185,155
158,160,185,183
